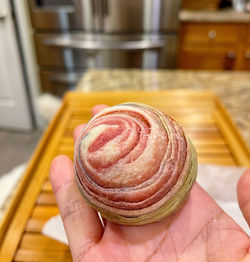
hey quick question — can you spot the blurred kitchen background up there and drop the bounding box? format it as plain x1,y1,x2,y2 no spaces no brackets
1,0,250,174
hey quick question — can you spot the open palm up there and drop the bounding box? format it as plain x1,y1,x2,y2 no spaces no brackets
50,105,250,262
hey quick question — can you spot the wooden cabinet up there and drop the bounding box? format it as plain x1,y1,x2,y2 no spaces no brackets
238,25,250,70
240,48,250,70
178,23,250,71
181,23,240,44
180,48,237,70
246,25,250,43
182,0,221,10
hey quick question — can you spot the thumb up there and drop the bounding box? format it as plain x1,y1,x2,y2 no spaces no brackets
237,168,250,227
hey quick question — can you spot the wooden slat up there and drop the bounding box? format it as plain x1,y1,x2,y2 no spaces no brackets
25,218,48,233
42,180,53,192
67,119,89,128
194,143,229,150
57,149,74,159
31,206,59,219
66,90,216,108
182,122,215,128
14,249,72,262
198,153,236,165
196,147,230,154
20,233,67,250
68,100,216,109
68,109,214,124
184,128,221,137
192,139,226,146
36,193,56,205
69,108,214,121
185,130,222,139
60,137,74,145
198,157,235,166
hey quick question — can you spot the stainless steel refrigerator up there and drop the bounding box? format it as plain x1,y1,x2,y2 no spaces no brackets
29,0,182,96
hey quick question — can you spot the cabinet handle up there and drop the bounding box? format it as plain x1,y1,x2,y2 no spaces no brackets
227,51,236,59
224,51,236,70
45,36,166,50
208,30,217,39
245,51,250,59
49,72,81,85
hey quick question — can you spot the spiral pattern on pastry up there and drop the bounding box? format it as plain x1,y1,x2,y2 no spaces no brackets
74,103,197,225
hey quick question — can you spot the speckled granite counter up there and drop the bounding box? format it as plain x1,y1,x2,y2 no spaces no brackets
179,9,250,23
77,70,250,147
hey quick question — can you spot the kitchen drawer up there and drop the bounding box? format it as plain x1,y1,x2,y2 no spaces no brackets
40,71,83,97
182,0,221,10
238,47,250,70
179,22,250,70
179,48,237,70
181,23,239,44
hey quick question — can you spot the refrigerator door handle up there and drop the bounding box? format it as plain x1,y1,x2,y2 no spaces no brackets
49,72,81,85
44,36,166,50
32,4,75,14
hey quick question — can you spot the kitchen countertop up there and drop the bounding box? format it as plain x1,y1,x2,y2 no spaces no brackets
77,69,250,147
179,9,250,23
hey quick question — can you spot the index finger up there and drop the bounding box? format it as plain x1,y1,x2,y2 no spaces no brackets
73,104,109,142
92,104,108,116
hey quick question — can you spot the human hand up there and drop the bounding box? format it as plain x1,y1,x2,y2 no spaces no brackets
50,105,250,262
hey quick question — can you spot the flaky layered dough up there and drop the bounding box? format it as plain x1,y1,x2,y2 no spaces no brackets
74,103,197,225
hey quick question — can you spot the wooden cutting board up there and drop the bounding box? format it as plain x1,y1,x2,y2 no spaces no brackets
1,90,249,262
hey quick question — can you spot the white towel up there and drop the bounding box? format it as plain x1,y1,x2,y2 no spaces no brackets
0,163,26,219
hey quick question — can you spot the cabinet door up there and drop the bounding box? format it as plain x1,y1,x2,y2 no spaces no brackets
0,0,33,130
238,48,250,70
179,49,237,70
181,23,239,45
178,23,240,70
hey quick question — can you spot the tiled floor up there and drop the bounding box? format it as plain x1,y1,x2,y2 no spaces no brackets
0,129,43,175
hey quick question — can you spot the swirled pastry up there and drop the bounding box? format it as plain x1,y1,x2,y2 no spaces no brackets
74,103,197,225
